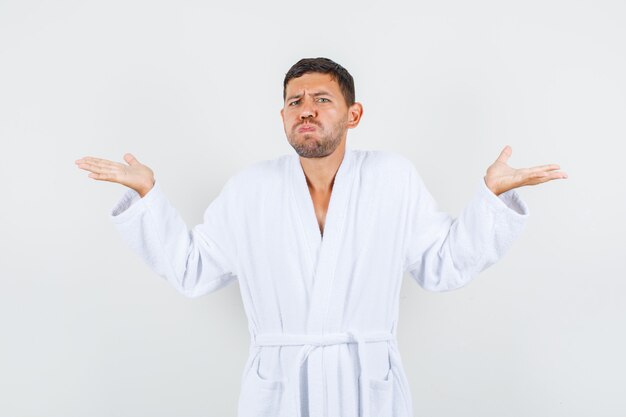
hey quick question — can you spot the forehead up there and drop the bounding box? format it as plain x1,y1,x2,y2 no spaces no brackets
285,72,341,96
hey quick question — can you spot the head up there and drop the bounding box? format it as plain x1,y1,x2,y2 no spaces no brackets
280,57,363,158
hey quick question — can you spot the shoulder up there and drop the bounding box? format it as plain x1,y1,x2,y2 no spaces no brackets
223,153,291,193
354,149,417,180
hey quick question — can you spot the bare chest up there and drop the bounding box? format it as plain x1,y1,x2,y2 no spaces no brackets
309,190,331,237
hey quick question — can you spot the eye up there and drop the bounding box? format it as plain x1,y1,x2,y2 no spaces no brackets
318,98,330,102
288,100,300,106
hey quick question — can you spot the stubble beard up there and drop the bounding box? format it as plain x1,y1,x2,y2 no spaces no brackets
287,119,346,159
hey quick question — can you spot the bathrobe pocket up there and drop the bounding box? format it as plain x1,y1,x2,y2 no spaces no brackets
368,364,394,417
237,352,285,417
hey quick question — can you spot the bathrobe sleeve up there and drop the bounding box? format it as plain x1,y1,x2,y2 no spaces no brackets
109,179,238,298
403,165,529,292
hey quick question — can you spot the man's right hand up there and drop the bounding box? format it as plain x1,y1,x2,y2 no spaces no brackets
75,153,155,198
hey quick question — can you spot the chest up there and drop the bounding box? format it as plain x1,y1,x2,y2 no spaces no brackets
309,188,331,237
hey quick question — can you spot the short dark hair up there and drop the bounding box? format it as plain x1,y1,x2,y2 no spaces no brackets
283,57,355,107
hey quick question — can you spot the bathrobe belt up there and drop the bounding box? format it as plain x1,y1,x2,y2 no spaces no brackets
253,330,395,417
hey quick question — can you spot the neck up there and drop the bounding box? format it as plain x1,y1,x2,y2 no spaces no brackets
298,142,346,194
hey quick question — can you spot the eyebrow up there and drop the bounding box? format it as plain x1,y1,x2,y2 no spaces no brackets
286,90,334,102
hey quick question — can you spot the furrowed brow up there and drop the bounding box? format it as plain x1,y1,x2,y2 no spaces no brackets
286,90,334,101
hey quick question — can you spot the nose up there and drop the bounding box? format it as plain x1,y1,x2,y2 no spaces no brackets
299,98,317,121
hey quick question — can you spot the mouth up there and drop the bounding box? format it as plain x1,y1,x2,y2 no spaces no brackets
298,125,317,132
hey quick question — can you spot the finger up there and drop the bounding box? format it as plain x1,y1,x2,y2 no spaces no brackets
76,160,119,176
80,158,124,172
526,171,568,185
75,160,101,173
76,160,103,173
124,153,140,166
77,156,110,165
495,145,512,164
515,171,548,186
529,171,549,180
78,156,126,170
87,171,117,182
75,156,96,163
528,163,561,173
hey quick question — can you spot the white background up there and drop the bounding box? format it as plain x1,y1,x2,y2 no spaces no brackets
1,0,624,416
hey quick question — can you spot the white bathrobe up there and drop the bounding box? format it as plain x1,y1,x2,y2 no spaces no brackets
110,146,529,417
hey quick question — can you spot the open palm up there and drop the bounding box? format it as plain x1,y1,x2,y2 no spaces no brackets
75,153,155,197
484,146,568,196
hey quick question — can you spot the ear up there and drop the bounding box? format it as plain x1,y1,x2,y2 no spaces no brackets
346,102,363,129
280,108,284,123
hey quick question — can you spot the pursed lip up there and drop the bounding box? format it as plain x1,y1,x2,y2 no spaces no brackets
298,125,317,132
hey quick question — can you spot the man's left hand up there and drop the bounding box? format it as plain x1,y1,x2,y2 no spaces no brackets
484,145,568,196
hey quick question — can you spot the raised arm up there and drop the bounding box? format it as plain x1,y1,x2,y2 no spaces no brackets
403,146,566,292
404,146,567,291
75,153,237,298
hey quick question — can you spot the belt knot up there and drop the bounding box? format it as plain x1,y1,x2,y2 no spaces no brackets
251,329,395,417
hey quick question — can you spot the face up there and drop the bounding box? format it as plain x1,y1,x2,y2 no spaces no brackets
280,72,362,158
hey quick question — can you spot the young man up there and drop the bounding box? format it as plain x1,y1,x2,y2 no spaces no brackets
75,57,567,417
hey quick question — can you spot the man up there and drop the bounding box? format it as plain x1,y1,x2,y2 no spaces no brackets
75,57,567,417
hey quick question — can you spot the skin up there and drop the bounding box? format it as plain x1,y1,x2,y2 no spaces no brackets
483,145,567,196
75,71,568,228
75,153,155,197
